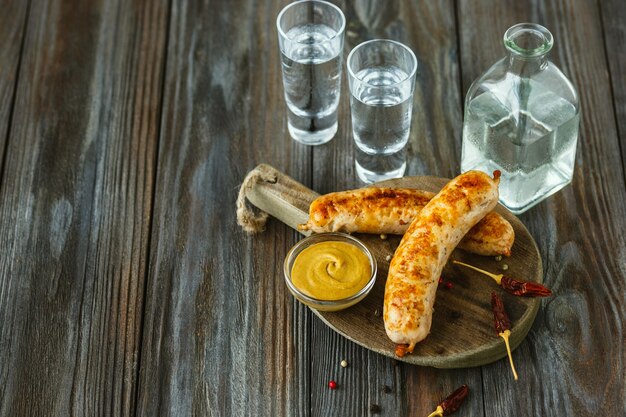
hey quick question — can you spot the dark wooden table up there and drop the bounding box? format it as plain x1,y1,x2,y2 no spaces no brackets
0,0,624,416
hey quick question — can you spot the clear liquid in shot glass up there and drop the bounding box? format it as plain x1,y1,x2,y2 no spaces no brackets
280,24,342,145
351,66,413,182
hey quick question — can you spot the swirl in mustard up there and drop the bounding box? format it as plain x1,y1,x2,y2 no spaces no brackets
291,241,371,300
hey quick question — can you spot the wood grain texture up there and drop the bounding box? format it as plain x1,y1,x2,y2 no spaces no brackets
0,0,623,416
135,0,312,416
0,0,167,415
244,164,544,368
459,0,626,415
600,0,626,177
0,0,29,181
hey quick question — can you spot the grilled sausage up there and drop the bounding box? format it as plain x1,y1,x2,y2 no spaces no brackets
384,171,501,353
299,187,513,256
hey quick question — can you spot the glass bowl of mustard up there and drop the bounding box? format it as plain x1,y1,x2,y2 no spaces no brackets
283,232,377,312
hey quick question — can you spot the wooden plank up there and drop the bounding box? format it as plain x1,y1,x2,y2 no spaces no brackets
458,0,626,415
307,1,486,416
0,0,167,415
0,0,29,181
600,0,626,175
135,0,312,415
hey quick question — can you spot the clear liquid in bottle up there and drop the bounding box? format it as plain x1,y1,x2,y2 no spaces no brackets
461,24,580,214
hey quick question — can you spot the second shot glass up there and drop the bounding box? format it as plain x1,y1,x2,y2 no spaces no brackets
347,39,417,183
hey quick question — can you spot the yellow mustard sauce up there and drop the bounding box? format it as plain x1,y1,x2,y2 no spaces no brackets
291,241,371,300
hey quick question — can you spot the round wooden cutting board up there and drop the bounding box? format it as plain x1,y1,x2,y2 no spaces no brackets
244,164,544,369
312,176,543,368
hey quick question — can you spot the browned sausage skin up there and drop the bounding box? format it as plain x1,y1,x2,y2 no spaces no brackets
300,186,513,257
383,171,501,353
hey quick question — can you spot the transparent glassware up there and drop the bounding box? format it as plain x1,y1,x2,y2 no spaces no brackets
460,23,580,214
277,0,345,146
347,39,417,183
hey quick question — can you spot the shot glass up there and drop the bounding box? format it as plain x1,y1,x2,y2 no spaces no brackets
347,39,418,183
277,0,345,146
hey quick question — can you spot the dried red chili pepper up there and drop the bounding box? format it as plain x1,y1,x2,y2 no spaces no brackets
500,276,552,297
453,260,551,297
491,292,518,380
427,384,469,417
491,291,510,333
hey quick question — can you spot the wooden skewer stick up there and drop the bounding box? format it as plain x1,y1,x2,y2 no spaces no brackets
454,260,552,297
498,329,518,381
491,292,519,381
453,260,503,284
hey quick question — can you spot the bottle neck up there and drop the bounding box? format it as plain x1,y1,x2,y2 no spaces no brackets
503,23,553,77
507,53,549,77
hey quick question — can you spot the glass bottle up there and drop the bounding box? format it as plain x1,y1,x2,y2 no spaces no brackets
461,23,580,214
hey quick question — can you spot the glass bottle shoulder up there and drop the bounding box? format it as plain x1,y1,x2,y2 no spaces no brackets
465,57,579,113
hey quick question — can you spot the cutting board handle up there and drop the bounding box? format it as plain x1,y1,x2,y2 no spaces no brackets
237,164,318,235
